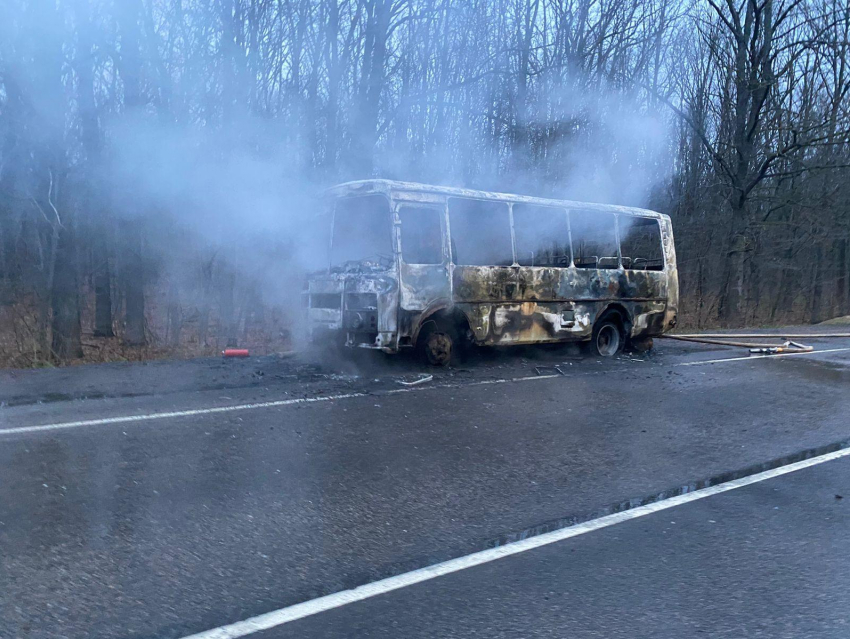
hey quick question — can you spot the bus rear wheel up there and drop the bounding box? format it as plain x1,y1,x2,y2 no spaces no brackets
591,319,623,357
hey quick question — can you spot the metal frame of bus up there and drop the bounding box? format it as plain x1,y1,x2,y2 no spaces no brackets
305,179,678,361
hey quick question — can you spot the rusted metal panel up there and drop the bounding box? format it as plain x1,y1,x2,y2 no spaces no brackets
457,301,592,344
399,264,451,310
449,262,669,345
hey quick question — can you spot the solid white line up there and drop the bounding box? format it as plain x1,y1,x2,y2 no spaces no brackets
0,393,367,436
2,345,849,437
0,374,560,437
676,346,850,366
179,445,850,639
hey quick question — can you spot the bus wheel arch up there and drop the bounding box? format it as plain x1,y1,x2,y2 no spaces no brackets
590,304,631,357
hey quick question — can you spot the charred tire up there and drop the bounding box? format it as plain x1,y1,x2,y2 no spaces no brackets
422,330,454,366
418,320,457,366
590,319,624,357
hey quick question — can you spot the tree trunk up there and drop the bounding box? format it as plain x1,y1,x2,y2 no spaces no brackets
116,0,147,347
348,0,391,176
810,241,824,324
93,234,114,337
74,0,114,338
123,226,146,346
51,223,83,360
718,212,749,327
748,245,761,325
218,271,238,348
167,282,181,347
835,238,848,317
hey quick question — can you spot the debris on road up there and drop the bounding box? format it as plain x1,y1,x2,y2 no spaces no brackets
222,349,250,358
396,373,434,387
534,366,566,376
749,341,813,355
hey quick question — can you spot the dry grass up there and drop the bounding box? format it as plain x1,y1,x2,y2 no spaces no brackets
0,288,294,369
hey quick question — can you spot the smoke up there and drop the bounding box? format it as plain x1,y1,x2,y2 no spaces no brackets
497,80,673,207
546,91,672,207
96,63,674,353
370,77,673,209
0,0,678,361
109,114,327,272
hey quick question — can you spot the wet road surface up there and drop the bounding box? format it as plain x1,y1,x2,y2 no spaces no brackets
2,334,850,638
262,452,850,639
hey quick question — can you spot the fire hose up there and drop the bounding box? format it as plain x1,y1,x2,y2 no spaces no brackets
659,332,850,355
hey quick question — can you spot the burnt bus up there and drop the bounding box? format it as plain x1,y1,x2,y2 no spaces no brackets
305,180,678,365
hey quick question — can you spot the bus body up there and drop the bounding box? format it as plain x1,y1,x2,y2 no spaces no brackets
306,180,678,363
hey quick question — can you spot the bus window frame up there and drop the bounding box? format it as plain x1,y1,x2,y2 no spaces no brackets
511,202,572,268
328,192,395,270
568,209,621,270
447,196,515,267
397,203,448,266
618,214,666,271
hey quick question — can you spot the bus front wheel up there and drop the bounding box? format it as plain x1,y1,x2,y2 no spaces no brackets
422,330,453,366
418,319,456,366
591,319,624,357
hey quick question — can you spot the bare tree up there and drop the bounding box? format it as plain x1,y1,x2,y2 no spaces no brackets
1,0,849,366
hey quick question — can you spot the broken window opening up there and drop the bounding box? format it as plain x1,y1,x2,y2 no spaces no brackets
569,210,618,270
513,204,570,267
619,216,664,271
399,206,443,265
448,198,513,266
330,195,393,268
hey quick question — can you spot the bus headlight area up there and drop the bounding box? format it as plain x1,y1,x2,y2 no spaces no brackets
306,278,398,350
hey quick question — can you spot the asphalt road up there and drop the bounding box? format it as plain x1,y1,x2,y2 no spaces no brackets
261,453,850,639
2,334,850,639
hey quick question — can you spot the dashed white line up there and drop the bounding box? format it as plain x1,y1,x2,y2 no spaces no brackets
2,346,849,437
178,444,850,639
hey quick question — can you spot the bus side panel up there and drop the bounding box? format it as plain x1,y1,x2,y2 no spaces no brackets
445,215,677,346
398,262,452,345
456,264,592,345
455,268,672,345
615,269,668,338
627,300,668,337
454,301,593,345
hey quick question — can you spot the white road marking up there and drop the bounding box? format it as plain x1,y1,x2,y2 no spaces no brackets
0,393,368,436
179,445,850,639
0,375,560,437
2,345,849,437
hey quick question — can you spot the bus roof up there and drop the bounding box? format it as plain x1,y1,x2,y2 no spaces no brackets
326,179,667,220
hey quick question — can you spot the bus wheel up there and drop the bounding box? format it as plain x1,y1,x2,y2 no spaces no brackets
591,319,623,357
422,329,454,366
